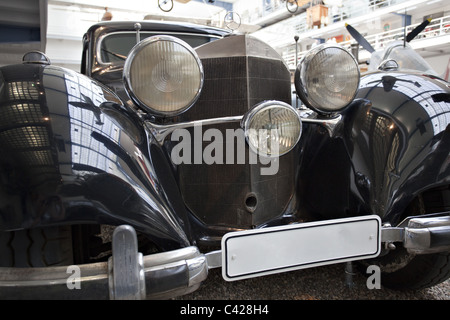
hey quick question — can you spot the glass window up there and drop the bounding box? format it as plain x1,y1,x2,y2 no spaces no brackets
99,32,216,64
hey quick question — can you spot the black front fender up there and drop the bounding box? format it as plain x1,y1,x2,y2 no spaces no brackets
298,71,450,224
353,72,450,223
0,63,190,250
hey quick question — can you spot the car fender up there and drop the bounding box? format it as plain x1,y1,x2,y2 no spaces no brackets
297,71,450,224
0,63,191,250
351,71,450,223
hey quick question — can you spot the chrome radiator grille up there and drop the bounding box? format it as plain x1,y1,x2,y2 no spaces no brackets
176,52,295,229
180,56,291,121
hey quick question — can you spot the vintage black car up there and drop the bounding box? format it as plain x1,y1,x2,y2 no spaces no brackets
0,20,449,299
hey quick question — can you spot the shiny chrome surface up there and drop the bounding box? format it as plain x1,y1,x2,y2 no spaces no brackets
403,227,450,254
404,215,450,254
195,33,284,61
22,51,51,65
134,23,141,45
298,111,343,137
147,111,342,146
241,100,302,157
294,44,359,114
378,59,399,71
408,215,450,228
123,35,204,116
205,250,222,269
0,241,208,300
108,225,145,300
381,214,450,253
146,115,242,145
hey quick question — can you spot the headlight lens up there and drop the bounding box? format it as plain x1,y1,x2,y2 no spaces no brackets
295,45,359,114
242,101,302,157
124,35,203,116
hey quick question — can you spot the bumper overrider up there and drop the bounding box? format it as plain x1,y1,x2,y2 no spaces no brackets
0,214,449,299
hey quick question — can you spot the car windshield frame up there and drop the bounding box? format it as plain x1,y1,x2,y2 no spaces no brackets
96,31,222,66
368,41,437,75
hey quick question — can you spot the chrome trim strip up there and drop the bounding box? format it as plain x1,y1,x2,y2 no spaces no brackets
145,109,344,145
145,115,243,145
408,216,450,228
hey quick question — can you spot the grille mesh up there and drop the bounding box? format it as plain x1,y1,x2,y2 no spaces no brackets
176,55,295,229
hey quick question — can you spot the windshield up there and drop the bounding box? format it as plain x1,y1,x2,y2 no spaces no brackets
99,32,218,64
368,41,437,75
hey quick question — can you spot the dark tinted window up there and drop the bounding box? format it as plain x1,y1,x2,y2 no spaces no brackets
100,32,215,63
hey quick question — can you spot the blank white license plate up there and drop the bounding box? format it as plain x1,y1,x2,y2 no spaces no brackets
222,215,381,281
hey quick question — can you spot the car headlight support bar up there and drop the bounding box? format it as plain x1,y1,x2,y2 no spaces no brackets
146,103,343,148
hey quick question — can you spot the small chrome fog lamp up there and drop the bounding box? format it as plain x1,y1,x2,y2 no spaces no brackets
242,101,302,157
124,35,204,116
295,45,359,114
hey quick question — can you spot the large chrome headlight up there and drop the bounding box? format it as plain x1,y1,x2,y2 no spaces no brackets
124,35,203,116
242,101,302,157
295,45,359,114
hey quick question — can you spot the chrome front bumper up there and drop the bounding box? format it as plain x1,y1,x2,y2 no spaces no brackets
382,214,450,254
0,226,212,300
0,214,449,300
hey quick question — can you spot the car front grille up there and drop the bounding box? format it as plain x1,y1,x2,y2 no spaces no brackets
180,55,291,121
176,50,296,230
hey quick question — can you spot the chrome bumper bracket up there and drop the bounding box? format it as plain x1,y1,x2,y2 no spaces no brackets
404,215,450,254
381,214,450,254
108,225,146,300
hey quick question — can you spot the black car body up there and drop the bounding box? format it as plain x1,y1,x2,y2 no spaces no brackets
0,20,449,299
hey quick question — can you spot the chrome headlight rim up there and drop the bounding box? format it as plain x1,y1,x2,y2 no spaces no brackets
241,100,302,158
123,35,204,117
295,44,360,115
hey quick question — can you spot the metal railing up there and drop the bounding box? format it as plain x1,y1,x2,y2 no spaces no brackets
242,0,408,27
282,14,450,69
